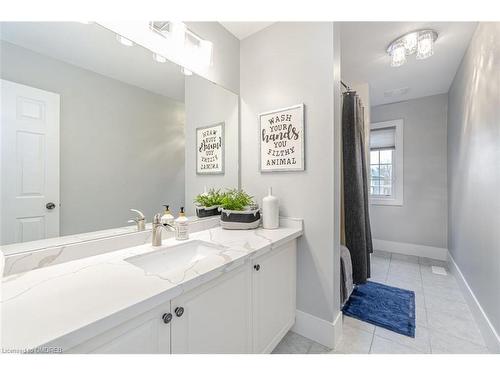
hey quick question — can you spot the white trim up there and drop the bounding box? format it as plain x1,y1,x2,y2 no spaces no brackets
447,254,500,354
369,119,404,206
373,238,448,261
291,309,342,349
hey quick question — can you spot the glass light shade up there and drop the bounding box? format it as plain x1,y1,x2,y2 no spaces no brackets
153,53,167,63
417,31,434,60
116,35,133,47
403,32,418,54
199,40,213,67
391,42,407,67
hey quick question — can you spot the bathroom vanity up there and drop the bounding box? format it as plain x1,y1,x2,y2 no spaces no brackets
1,218,302,354
0,22,302,355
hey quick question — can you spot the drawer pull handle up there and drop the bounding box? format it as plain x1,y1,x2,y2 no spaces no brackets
254,264,260,271
162,313,172,324
174,307,184,317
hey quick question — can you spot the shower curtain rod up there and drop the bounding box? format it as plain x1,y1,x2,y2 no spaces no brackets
341,80,353,92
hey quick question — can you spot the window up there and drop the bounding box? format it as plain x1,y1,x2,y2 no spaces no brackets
369,119,404,206
370,149,394,197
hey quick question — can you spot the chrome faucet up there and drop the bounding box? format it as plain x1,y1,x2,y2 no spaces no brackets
128,209,146,231
152,213,175,246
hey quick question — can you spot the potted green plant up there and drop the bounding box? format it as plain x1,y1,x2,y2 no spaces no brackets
194,188,225,218
219,189,260,229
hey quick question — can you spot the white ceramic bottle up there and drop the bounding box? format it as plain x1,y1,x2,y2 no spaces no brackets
262,187,279,229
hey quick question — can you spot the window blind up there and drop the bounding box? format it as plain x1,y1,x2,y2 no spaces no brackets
370,126,396,150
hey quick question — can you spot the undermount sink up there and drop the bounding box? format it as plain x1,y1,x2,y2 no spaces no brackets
125,240,224,275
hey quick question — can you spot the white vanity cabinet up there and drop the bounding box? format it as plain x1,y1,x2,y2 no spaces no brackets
170,264,253,353
67,239,297,354
252,240,297,353
68,301,172,354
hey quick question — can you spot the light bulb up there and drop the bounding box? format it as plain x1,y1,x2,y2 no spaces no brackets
154,53,167,63
403,32,418,54
391,42,406,67
116,34,133,47
417,31,434,60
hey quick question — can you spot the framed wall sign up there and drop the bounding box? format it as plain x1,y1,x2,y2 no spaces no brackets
196,122,225,175
259,104,305,172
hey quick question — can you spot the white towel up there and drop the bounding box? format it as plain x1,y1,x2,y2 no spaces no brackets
340,245,354,305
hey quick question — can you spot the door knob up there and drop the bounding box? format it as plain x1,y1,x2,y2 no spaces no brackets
254,264,260,271
174,307,184,317
46,202,56,210
162,313,172,324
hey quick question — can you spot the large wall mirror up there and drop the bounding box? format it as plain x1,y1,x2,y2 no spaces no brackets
0,22,239,248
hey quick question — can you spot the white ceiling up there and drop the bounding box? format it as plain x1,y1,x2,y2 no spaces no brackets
0,22,185,101
340,22,477,106
219,22,274,40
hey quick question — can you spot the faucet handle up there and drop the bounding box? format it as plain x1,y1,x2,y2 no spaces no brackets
130,209,145,220
153,213,162,224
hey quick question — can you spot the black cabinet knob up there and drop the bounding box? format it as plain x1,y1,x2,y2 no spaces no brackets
174,307,184,317
46,202,56,210
254,264,260,271
162,313,172,324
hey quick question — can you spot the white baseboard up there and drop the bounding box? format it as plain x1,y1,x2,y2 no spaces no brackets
373,239,448,261
448,254,500,354
291,309,342,349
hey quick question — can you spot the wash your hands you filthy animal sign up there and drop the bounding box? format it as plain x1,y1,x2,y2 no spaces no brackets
196,122,225,174
259,104,305,172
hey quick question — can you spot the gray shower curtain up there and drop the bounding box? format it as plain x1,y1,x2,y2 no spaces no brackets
342,91,373,284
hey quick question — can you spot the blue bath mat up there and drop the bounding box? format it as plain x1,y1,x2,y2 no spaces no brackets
342,281,415,337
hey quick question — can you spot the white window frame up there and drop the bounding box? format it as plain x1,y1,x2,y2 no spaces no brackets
369,119,404,206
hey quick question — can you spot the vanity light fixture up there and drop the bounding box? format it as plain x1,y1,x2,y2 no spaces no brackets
153,53,167,63
116,34,134,47
99,21,213,75
387,29,438,67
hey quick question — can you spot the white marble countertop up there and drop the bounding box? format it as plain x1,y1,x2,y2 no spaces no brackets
1,219,302,352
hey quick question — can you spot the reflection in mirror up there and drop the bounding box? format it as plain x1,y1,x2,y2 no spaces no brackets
0,22,239,249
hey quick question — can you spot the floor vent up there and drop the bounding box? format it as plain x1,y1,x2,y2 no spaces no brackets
431,266,448,275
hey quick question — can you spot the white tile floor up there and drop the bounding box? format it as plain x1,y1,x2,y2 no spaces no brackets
273,251,490,354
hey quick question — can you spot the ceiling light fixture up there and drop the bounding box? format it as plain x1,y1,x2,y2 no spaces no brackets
116,34,134,47
390,41,407,67
387,29,438,67
416,30,435,60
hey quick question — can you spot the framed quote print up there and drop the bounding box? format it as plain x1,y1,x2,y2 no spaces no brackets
259,104,305,172
196,122,225,175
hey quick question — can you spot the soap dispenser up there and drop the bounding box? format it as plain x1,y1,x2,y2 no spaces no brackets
262,187,279,229
160,205,175,226
174,207,189,240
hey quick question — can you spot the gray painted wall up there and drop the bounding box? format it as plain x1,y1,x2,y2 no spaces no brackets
1,41,185,236
185,22,240,95
371,94,448,249
448,23,500,336
241,22,339,322
184,74,239,215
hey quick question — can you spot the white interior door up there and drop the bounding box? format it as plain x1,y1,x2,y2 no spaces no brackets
1,79,60,245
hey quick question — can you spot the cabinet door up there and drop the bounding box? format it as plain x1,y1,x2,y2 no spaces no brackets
252,240,297,353
171,265,252,353
68,301,172,354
